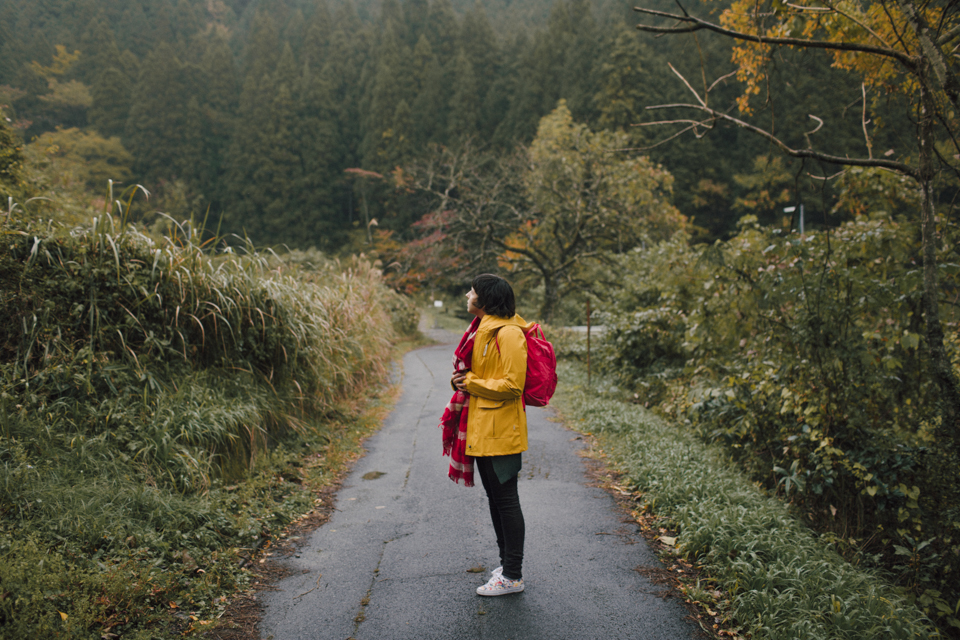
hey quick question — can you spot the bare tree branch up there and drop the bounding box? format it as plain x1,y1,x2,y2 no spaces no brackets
643,101,918,176
633,6,918,70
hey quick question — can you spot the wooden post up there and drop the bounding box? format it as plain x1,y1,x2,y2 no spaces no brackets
586,299,591,386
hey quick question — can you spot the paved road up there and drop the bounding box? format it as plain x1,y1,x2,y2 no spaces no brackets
260,327,697,640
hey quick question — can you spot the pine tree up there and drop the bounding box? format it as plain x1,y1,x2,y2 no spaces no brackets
225,43,307,246
425,0,458,66
410,34,446,146
89,67,131,137
0,0,22,84
150,0,176,48
494,33,547,144
197,33,238,204
458,4,499,100
117,4,153,58
297,59,343,246
302,0,333,70
447,52,480,143
361,23,414,171
83,16,130,138
179,95,208,192
556,0,601,122
125,42,189,184
593,25,664,135
244,9,281,85
171,0,202,45
324,1,367,170
77,16,122,82
403,0,430,48
283,8,307,54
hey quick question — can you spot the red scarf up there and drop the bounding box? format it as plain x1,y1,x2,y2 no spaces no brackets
440,317,480,486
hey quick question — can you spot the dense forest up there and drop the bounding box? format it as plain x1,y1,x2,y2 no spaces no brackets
0,0,911,260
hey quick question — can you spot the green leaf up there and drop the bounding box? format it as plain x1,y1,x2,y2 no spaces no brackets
901,332,920,350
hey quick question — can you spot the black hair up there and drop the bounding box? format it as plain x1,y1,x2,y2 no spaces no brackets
472,273,516,318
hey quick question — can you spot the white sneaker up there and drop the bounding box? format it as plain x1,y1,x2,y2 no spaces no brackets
476,573,524,596
491,566,503,577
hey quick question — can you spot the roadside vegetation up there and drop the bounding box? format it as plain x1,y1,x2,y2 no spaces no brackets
561,203,960,635
553,361,939,639
0,195,416,637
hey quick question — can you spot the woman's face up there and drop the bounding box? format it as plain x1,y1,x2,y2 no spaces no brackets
466,287,484,318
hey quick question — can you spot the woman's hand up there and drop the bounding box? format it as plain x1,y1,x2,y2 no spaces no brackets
451,371,468,391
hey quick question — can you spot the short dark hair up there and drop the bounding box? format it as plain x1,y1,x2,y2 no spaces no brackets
472,273,516,318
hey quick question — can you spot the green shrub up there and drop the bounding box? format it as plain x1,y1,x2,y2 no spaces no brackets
594,216,960,634
555,364,938,639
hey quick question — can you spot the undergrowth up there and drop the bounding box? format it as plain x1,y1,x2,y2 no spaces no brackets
553,361,938,640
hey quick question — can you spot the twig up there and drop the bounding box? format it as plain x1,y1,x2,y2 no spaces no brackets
295,572,324,599
862,83,874,159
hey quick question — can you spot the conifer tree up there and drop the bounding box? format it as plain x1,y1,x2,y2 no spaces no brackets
403,0,430,48
297,60,342,246
125,42,190,184
324,2,367,171
361,23,414,171
244,9,281,85
89,68,131,138
495,33,548,143
410,34,447,146
0,1,20,84
425,0,459,66
150,0,177,48
225,43,306,246
77,16,122,82
197,34,238,205
283,8,307,54
447,52,480,142
171,0,202,45
302,0,333,70
555,0,600,122
117,4,152,58
179,95,208,193
593,26,664,135
458,4,499,102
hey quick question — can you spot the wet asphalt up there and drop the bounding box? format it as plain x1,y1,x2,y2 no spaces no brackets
259,324,698,640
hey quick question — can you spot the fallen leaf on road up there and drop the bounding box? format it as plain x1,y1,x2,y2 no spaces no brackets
466,566,486,573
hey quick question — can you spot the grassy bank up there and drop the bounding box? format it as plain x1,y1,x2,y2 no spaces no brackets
0,210,414,638
552,362,938,640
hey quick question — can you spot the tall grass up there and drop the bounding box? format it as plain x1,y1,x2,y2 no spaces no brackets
0,206,412,637
1,210,399,486
553,362,938,640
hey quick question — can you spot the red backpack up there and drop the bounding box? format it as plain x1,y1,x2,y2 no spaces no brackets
496,323,558,407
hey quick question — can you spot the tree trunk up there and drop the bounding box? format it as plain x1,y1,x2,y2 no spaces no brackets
918,76,960,451
540,272,560,324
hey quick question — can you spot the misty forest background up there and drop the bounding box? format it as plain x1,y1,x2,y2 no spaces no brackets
1,0,915,313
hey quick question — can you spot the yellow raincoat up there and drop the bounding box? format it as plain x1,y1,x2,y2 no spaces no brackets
462,313,533,457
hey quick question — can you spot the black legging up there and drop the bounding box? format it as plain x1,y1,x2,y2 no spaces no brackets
476,456,525,581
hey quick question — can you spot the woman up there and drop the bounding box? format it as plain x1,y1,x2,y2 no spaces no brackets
442,273,532,596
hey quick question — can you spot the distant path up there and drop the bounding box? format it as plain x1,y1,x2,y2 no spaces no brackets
259,322,697,640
